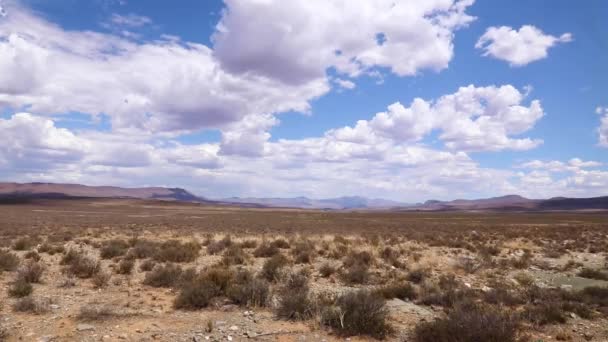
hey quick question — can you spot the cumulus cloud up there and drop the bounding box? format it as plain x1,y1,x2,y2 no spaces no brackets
597,106,608,147
476,25,572,66
109,13,152,27
328,85,544,151
213,0,475,85
335,78,356,90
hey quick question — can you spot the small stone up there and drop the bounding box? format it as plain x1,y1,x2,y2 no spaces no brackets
76,324,95,332
118,334,128,340
227,336,233,341
229,326,238,331
49,304,60,310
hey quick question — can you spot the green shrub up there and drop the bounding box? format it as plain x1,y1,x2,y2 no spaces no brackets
227,278,270,307
8,278,33,298
174,278,220,310
259,254,288,282
154,240,200,263
143,263,183,288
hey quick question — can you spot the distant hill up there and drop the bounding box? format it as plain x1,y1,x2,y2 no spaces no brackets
0,182,203,202
221,196,412,209
410,194,608,211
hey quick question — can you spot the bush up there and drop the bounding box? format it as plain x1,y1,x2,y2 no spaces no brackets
375,282,417,301
155,240,201,263
206,236,232,255
99,239,129,259
291,240,315,264
259,254,288,282
8,278,33,298
340,263,369,285
12,296,49,314
521,302,568,325
61,250,100,279
130,239,159,259
319,263,336,278
414,302,519,342
343,251,374,268
116,258,134,275
578,268,608,281
202,267,234,293
17,261,45,283
321,290,391,339
253,242,280,258
221,245,247,266
0,249,20,272
92,271,111,288
78,304,117,320
139,259,155,272
239,239,258,249
407,268,429,284
271,238,290,249
12,237,36,251
24,251,41,261
227,278,270,307
275,274,312,320
174,278,220,310
143,263,183,288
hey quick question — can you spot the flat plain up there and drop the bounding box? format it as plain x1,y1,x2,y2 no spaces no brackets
0,199,607,341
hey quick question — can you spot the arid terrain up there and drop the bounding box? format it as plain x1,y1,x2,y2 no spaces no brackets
0,199,607,341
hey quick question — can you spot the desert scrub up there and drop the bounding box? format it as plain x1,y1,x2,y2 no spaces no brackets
154,240,201,263
24,250,41,261
206,235,233,255
78,304,118,321
274,272,313,320
291,240,316,264
99,239,129,259
320,290,392,339
374,282,417,301
221,245,248,266
61,250,100,278
340,262,370,285
17,260,45,283
318,262,336,278
92,271,111,288
12,236,37,251
227,270,270,307
143,263,183,288
8,278,33,298
12,296,50,314
253,241,280,258
414,301,519,342
116,258,135,275
0,249,20,272
259,254,288,282
577,268,608,281
139,259,156,272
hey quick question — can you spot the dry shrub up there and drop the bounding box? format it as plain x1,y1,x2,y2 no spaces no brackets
375,282,417,301
207,235,232,255
99,239,129,259
143,263,183,288
227,271,270,307
17,260,45,283
291,240,316,264
259,254,288,282
174,278,220,310
253,242,280,258
12,296,50,314
320,290,392,339
407,268,429,284
78,304,117,320
270,239,290,249
455,256,482,274
155,240,200,263
578,268,608,281
319,262,336,278
61,250,100,279
239,239,258,249
340,262,370,285
116,258,135,275
37,243,64,255
419,276,478,308
221,245,247,266
414,301,519,342
92,271,111,288
521,301,567,325
343,250,374,268
0,323,8,340
0,249,20,272
24,251,41,261
139,259,155,272
8,278,33,298
12,236,37,251
129,239,159,259
275,272,312,320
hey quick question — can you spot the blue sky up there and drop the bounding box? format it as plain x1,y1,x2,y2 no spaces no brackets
0,0,607,201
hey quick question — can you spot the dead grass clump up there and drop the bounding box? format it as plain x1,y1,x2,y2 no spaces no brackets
291,240,316,264
407,268,429,284
154,240,200,263
413,302,519,342
521,301,568,325
139,259,156,272
12,236,37,251
8,278,33,298
77,304,117,321
92,271,111,288
99,239,129,259
253,241,280,258
270,238,291,249
320,290,392,339
116,258,135,275
227,275,270,307
343,250,374,268
221,245,248,266
577,268,608,281
340,262,370,285
375,282,417,301
275,272,313,320
0,249,20,272
455,256,482,274
483,286,525,307
206,235,233,255
37,243,64,255
12,296,50,314
380,246,404,268
24,251,41,261
17,261,45,283
319,262,336,278
239,239,258,249
143,263,183,288
61,250,100,279
260,254,288,282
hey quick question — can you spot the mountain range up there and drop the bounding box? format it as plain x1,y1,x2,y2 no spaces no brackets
1,182,607,211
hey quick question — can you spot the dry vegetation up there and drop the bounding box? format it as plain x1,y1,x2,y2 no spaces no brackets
0,198,607,341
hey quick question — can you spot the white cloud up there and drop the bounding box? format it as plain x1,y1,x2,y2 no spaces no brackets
213,0,475,85
109,13,152,27
335,78,356,90
597,106,608,147
328,84,544,151
476,25,572,66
